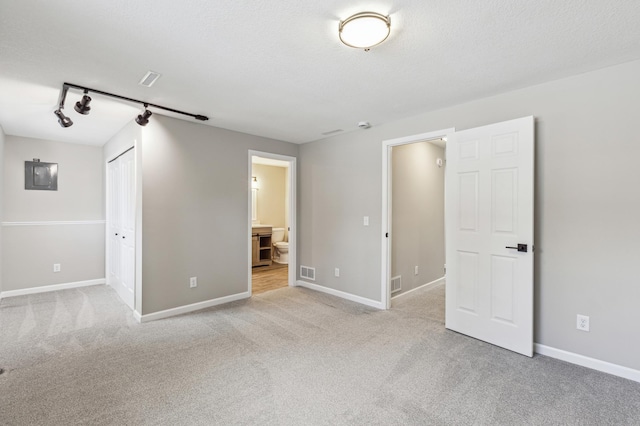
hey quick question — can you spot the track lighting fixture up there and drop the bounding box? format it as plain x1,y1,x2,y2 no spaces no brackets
54,109,73,128
136,107,152,126
53,82,209,129
74,92,92,115
53,85,74,128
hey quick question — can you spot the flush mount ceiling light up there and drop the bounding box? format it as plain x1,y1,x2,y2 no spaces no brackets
339,11,391,51
53,82,209,128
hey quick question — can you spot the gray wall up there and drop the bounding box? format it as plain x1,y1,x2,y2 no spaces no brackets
298,136,382,300
140,115,298,314
0,125,4,293
253,163,286,229
298,59,640,371
2,136,105,291
391,142,445,296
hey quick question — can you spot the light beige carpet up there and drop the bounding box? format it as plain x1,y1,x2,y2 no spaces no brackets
1,283,639,425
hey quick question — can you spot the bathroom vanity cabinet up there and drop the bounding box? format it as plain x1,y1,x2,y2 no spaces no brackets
252,226,272,267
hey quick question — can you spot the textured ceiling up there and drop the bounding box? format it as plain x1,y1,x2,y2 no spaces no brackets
1,1,640,146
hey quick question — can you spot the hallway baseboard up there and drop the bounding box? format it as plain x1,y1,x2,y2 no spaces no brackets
391,276,445,303
0,278,105,300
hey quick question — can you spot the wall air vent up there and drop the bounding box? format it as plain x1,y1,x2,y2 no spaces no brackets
300,265,316,281
391,275,402,294
139,71,161,87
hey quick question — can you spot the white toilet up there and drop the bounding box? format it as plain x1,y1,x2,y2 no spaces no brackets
272,228,289,264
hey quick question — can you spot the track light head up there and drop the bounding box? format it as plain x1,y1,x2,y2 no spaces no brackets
74,94,92,115
136,108,152,126
54,109,73,128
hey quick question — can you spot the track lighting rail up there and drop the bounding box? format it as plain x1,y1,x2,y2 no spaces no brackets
54,82,209,128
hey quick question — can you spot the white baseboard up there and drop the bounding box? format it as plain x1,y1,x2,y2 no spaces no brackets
391,276,445,303
535,343,640,383
296,280,385,309
0,278,105,299
138,291,251,323
133,310,143,323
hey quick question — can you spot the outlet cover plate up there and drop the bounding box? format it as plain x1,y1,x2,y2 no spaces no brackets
577,314,590,332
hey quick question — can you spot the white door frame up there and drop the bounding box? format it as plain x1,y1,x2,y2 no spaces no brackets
247,150,297,293
381,128,455,309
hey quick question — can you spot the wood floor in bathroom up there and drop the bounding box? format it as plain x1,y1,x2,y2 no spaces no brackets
252,263,288,294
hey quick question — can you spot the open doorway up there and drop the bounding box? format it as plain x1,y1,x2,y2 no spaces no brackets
389,139,447,305
381,128,454,308
248,151,296,295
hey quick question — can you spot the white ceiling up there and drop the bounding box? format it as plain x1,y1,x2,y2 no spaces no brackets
1,1,640,146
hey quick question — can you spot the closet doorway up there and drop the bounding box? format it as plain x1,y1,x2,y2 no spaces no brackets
248,151,296,295
106,147,136,309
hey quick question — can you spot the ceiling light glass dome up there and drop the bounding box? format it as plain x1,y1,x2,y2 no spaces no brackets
339,12,391,50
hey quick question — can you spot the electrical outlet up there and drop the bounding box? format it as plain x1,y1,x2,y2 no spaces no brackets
53,264,61,273
363,216,369,226
414,266,419,275
189,277,197,288
334,268,340,277
577,314,590,332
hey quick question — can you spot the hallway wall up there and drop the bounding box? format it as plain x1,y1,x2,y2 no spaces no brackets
391,141,445,296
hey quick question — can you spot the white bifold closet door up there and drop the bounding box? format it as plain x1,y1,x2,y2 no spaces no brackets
107,148,135,309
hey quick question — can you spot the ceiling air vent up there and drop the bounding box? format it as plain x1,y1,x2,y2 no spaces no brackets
321,129,343,136
138,71,161,88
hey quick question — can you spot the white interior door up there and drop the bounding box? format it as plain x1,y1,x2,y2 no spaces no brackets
107,148,135,309
445,116,534,356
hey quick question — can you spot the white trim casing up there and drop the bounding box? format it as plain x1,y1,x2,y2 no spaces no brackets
2,220,105,227
296,280,385,310
535,344,640,384
391,277,445,304
381,128,455,309
0,279,105,299
137,291,251,322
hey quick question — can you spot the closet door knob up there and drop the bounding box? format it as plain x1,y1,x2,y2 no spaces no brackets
115,233,118,236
